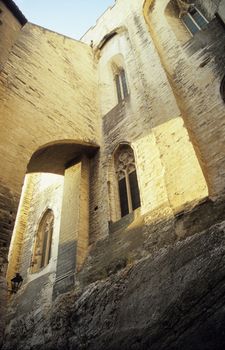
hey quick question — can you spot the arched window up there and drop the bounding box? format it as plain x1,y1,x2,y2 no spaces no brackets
31,209,54,273
114,145,141,218
108,54,129,107
114,68,128,103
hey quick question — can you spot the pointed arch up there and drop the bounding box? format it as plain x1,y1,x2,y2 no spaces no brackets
31,209,54,273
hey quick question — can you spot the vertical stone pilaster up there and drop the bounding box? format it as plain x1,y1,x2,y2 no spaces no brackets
77,155,90,271
53,162,81,298
53,156,91,298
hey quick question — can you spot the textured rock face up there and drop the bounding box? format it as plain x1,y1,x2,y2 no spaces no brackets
0,20,99,337
0,247,8,348
3,220,225,350
144,0,225,198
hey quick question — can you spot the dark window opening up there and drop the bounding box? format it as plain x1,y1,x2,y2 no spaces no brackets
181,6,208,35
31,209,54,273
115,74,122,102
129,171,141,210
220,75,225,102
119,177,129,217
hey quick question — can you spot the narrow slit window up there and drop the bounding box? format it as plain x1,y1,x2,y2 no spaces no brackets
115,74,122,102
121,69,128,98
119,177,129,217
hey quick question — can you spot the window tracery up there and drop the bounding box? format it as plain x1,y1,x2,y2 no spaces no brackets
176,0,208,35
31,209,54,273
115,145,140,218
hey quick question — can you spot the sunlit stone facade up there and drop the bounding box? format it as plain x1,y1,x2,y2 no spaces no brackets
1,0,225,348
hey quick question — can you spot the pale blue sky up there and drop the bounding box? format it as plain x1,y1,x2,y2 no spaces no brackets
13,0,114,39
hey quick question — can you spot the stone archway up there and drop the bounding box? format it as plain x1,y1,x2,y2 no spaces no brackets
1,140,99,342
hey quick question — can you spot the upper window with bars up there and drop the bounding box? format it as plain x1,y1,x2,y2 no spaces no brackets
181,6,208,35
115,144,141,218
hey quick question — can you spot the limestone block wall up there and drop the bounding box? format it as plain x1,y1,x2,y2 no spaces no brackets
144,0,225,197
194,0,225,21
54,156,90,297
77,156,90,271
0,7,26,325
0,247,8,346
83,0,208,241
3,0,225,346
6,174,37,284
17,173,63,281
0,22,99,249
0,1,23,71
53,163,81,297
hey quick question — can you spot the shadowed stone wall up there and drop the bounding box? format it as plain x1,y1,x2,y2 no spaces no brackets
3,199,225,350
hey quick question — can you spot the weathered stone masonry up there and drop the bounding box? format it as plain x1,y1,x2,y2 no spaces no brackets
2,0,225,348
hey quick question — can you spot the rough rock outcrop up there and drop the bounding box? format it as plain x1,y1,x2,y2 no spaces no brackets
0,248,8,348
3,220,225,349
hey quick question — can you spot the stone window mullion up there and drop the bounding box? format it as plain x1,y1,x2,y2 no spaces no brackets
125,170,133,213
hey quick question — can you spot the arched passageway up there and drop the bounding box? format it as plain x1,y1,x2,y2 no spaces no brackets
2,140,99,341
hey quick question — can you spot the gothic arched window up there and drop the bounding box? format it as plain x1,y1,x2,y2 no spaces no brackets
220,75,225,102
31,209,54,273
115,145,141,218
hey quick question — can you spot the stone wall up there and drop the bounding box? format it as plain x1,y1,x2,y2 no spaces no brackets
5,173,64,332
16,173,64,284
3,0,225,348
3,198,225,349
6,174,36,284
144,0,225,197
0,20,99,336
0,247,8,347
0,21,99,233
83,0,208,243
54,156,90,297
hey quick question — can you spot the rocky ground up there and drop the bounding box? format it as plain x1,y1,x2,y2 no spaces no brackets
3,219,225,349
